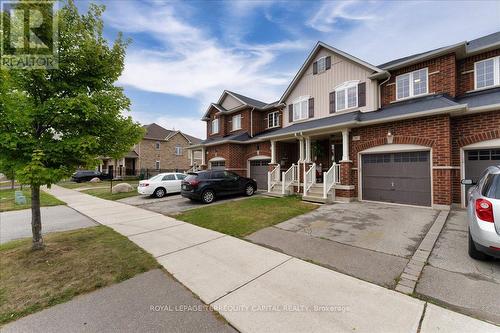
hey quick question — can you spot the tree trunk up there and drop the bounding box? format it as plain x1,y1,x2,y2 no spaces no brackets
31,184,44,250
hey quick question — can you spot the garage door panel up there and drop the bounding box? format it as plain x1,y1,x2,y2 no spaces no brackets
464,149,500,204
362,151,431,206
250,159,270,190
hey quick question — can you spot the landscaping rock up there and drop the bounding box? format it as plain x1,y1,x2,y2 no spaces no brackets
112,183,134,193
90,177,102,183
0,173,6,181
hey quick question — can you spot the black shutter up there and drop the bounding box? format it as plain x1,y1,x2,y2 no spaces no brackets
308,98,314,118
289,104,293,123
358,82,366,107
329,91,335,114
325,56,331,70
313,61,318,75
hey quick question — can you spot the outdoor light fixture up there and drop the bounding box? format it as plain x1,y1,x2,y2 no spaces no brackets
387,130,394,144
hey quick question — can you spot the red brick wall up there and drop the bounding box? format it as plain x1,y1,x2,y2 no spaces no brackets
450,110,500,203
350,115,453,205
381,53,456,107
457,49,500,96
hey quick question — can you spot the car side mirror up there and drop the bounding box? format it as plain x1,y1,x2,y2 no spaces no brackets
461,179,476,185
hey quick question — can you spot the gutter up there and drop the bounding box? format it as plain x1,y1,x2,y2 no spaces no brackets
377,73,391,109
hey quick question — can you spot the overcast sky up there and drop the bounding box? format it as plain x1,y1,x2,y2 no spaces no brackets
77,0,500,139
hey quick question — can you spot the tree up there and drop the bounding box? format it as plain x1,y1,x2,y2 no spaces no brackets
0,1,144,250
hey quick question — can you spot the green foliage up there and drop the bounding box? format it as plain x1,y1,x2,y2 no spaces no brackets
0,0,144,187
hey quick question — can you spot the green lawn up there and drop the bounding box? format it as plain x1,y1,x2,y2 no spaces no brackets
174,196,317,237
81,186,139,200
58,179,139,189
0,226,159,325
0,189,65,212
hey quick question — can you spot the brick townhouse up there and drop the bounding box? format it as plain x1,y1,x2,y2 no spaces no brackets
189,31,500,209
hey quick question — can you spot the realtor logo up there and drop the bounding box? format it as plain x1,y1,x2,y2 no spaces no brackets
1,0,58,69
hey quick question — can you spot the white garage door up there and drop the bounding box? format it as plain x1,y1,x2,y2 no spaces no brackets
250,159,270,189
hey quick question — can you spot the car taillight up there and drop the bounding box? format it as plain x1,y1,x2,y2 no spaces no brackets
475,199,494,223
188,179,200,188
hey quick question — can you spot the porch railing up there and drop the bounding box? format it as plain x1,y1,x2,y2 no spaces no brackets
323,163,340,198
303,163,316,196
281,164,296,195
267,164,280,192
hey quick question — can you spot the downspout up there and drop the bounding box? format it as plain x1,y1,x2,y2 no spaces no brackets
250,107,255,137
378,73,391,109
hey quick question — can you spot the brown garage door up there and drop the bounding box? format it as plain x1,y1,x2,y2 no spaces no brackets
250,159,270,189
464,149,500,202
362,151,431,206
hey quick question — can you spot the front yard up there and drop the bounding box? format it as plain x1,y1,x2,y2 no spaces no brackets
58,180,140,201
174,196,317,237
81,187,139,200
0,189,65,212
0,226,158,325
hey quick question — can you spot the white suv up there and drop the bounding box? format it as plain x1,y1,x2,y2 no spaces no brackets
462,165,500,260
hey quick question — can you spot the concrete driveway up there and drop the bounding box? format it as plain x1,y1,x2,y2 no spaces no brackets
0,205,97,243
247,202,439,288
416,209,500,325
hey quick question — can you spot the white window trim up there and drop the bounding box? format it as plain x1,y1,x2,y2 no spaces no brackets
316,56,327,74
231,114,242,131
175,145,182,156
211,118,219,134
292,96,310,122
334,80,359,112
395,68,429,101
474,56,500,90
268,111,280,128
155,160,160,170
155,141,161,150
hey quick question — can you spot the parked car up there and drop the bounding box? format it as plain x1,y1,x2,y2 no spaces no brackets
181,170,257,204
462,165,500,260
137,172,187,198
71,170,111,183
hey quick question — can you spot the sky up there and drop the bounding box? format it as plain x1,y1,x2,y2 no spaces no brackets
76,0,500,139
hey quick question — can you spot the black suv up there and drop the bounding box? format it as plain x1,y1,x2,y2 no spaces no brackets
181,170,257,204
71,170,111,183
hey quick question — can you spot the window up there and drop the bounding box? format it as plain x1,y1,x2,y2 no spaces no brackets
211,161,225,168
268,112,279,128
335,82,358,112
155,160,160,170
317,57,326,73
292,97,309,122
211,118,219,134
162,174,175,181
175,145,182,156
176,173,187,180
475,57,500,89
396,68,428,100
232,114,242,131
482,174,500,199
155,141,160,150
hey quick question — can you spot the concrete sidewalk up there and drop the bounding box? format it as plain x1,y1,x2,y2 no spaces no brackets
43,185,500,333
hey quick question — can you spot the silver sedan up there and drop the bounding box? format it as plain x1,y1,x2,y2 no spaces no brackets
462,165,500,260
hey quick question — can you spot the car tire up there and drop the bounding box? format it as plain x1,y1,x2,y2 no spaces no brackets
244,184,255,196
468,230,488,260
201,190,215,204
154,187,166,198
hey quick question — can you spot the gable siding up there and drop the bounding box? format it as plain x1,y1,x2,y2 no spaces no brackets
283,48,377,128
221,94,243,110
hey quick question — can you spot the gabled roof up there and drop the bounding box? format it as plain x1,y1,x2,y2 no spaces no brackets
466,31,500,54
279,41,385,103
143,123,202,143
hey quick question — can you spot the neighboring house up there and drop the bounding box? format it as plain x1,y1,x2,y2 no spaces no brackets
189,31,500,209
100,123,202,178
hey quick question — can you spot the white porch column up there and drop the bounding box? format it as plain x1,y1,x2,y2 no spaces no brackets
189,149,194,166
298,138,304,162
341,129,350,162
305,137,311,163
270,140,276,164
201,147,206,165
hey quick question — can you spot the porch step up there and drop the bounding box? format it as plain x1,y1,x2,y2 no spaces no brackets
263,191,285,198
302,195,329,204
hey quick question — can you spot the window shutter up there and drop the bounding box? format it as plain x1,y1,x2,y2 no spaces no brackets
313,61,318,75
289,104,293,123
329,92,335,114
308,98,314,118
358,82,366,107
325,56,331,70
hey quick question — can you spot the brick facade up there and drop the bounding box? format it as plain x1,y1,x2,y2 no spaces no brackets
457,49,500,96
138,133,193,171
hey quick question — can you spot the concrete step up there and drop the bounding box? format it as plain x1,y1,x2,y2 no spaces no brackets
263,191,285,198
302,195,329,204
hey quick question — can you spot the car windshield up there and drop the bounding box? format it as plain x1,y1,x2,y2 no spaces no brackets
482,174,500,199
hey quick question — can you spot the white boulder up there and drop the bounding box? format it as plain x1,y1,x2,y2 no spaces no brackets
89,177,101,183
0,173,6,181
112,182,134,193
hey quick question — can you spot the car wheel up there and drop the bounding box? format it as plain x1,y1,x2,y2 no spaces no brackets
468,230,487,260
201,190,215,204
245,184,255,196
154,187,166,198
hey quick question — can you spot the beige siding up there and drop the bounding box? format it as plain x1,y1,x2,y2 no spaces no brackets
283,48,378,128
221,94,243,110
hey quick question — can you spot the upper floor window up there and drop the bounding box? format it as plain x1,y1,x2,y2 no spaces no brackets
292,97,309,121
335,81,358,111
155,141,160,150
317,57,327,73
475,56,500,90
155,160,160,170
175,145,182,156
211,118,219,134
268,111,279,128
232,114,242,131
396,68,428,100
